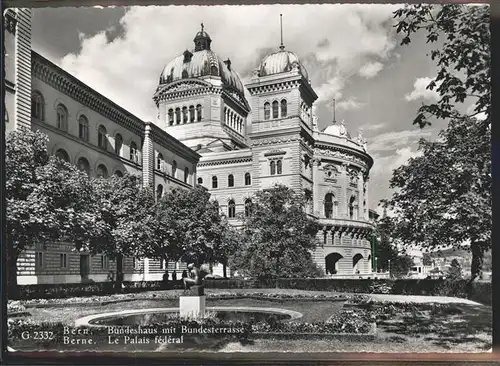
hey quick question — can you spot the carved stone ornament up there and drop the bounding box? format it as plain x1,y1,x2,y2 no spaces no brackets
313,148,366,167
5,10,17,35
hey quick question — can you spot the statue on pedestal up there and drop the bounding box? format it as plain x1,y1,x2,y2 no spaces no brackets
182,263,208,296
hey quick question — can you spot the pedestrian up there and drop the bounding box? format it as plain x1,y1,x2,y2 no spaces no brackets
162,270,169,283
172,270,177,281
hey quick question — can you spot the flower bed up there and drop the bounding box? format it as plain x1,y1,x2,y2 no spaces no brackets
16,291,361,308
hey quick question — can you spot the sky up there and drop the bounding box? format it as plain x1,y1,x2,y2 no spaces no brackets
30,4,476,212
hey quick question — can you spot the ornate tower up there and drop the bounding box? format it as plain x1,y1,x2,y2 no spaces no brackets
245,23,317,198
153,25,250,153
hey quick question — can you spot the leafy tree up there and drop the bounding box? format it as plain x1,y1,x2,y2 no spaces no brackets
373,213,414,278
386,116,491,280
213,221,244,278
88,173,157,290
394,4,490,128
447,258,462,280
240,185,322,281
5,129,99,295
147,186,225,267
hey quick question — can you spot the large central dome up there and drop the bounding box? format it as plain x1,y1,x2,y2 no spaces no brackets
158,26,246,104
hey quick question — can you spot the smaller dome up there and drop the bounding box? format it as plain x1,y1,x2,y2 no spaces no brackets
258,49,308,80
322,121,351,139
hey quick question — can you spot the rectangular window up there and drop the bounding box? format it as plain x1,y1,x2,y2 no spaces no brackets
36,252,44,269
133,257,141,270
59,253,67,268
101,255,109,269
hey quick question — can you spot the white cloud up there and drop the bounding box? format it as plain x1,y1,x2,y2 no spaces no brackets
360,122,386,132
358,61,383,78
404,77,440,102
58,4,400,119
337,98,364,111
368,128,433,154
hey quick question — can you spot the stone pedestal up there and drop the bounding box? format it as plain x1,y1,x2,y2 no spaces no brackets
179,295,206,319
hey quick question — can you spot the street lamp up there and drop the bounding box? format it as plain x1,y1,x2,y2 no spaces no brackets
375,256,378,273
388,259,391,278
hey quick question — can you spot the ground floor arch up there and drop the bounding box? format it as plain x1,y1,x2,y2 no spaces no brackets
325,253,343,275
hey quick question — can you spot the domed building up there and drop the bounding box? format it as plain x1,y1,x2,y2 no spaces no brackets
155,25,376,276
6,10,376,283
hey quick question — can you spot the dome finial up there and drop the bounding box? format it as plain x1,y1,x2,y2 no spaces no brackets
194,23,211,51
279,14,285,51
331,98,337,124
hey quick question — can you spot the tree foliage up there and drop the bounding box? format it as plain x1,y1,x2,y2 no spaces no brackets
394,4,490,127
146,186,226,266
448,258,462,280
385,117,491,279
239,185,322,280
5,130,99,293
374,213,414,278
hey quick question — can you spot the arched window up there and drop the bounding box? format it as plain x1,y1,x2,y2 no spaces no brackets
196,104,202,121
98,125,107,150
197,177,203,185
228,200,236,218
182,106,188,124
324,193,334,219
228,174,234,187
172,160,177,178
114,170,123,177
157,153,164,170
78,115,89,141
168,109,174,126
189,105,195,123
245,172,251,186
157,184,163,200
272,100,279,119
175,108,181,124
130,141,138,162
56,104,68,131
31,91,45,120
115,134,123,156
181,70,189,78
96,164,108,179
212,176,218,189
55,149,70,162
276,159,282,175
77,157,90,175
281,99,287,118
245,199,252,217
349,196,356,219
184,167,189,183
264,102,270,120
270,161,276,175
210,65,218,76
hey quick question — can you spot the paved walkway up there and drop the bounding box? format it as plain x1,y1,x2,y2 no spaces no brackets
369,293,481,305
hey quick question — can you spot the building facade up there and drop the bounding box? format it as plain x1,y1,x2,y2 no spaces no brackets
155,27,375,276
5,10,376,284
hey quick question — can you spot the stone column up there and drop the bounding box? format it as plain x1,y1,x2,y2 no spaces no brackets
142,122,154,189
364,175,370,220
312,158,320,217
143,258,149,281
341,163,348,218
358,171,364,220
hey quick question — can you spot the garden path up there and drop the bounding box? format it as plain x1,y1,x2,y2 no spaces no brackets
369,294,481,305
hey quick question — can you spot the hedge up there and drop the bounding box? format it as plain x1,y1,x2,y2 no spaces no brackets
12,278,491,306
